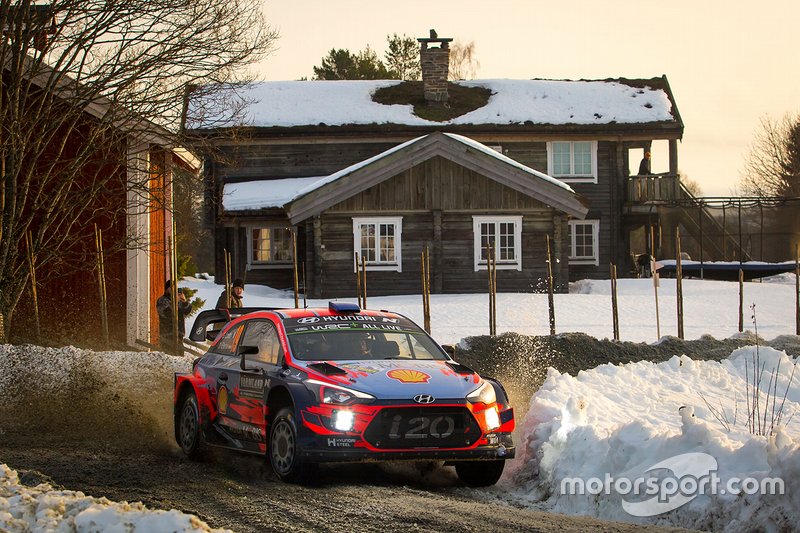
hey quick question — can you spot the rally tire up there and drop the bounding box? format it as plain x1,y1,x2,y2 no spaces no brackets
268,407,316,484
455,460,505,487
178,392,204,460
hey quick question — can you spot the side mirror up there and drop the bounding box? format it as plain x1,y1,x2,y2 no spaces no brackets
237,345,259,370
441,344,456,357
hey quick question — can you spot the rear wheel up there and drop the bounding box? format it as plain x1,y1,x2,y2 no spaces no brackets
455,460,505,487
177,392,204,460
268,407,316,483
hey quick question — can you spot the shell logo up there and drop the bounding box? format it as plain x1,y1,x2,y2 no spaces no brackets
387,369,431,384
217,386,228,415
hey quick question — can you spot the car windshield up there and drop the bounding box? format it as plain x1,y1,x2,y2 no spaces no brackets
287,328,447,361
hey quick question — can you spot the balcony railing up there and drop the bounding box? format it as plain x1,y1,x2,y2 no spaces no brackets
627,174,681,203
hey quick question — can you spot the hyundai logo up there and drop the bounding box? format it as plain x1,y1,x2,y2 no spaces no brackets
413,394,435,404
298,317,320,324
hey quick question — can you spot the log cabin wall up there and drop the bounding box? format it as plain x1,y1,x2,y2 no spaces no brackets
504,140,621,279
307,156,570,297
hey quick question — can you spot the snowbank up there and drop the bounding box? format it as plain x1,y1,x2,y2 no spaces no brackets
183,274,798,346
0,464,230,532
510,347,800,531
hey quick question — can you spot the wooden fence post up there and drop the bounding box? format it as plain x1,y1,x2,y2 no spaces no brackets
421,247,431,334
302,261,307,309
292,229,299,308
795,244,799,335
652,257,661,341
738,268,744,333
546,235,556,336
24,231,41,341
355,252,362,308
94,224,109,349
676,228,684,340
611,263,619,341
361,255,367,309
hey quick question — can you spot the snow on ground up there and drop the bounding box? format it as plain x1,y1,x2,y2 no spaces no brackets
499,347,800,532
0,464,230,532
1,274,798,531
183,274,798,346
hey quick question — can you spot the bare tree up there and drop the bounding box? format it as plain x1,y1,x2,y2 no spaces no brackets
679,172,703,197
448,40,479,81
740,113,800,197
0,0,277,337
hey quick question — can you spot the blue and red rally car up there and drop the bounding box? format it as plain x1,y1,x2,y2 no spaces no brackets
174,302,515,486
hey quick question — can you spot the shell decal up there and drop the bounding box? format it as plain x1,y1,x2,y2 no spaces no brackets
387,369,431,384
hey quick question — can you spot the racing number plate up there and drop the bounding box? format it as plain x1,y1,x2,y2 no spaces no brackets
364,407,481,449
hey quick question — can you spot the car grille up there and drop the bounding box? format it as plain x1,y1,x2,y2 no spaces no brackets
363,406,481,449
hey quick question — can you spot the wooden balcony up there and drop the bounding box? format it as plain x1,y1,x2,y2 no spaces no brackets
627,174,681,204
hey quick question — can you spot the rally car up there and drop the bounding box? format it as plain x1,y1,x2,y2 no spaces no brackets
174,302,515,486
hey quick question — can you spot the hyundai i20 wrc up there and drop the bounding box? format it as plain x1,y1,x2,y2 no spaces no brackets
174,302,515,486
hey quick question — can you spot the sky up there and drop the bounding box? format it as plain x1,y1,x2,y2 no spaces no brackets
256,0,800,196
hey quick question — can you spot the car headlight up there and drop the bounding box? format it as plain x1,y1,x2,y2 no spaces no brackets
331,410,355,432
467,381,496,405
306,379,374,405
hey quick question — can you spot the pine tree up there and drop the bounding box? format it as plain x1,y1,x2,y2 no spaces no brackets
385,34,420,81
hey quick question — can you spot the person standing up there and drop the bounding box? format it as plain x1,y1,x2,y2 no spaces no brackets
637,150,652,175
216,278,244,309
156,279,192,351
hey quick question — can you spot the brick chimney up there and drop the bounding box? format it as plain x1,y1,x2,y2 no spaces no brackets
417,29,452,105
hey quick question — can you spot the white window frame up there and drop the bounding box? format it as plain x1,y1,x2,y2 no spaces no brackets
546,141,598,183
352,216,403,272
472,215,523,272
247,226,294,270
568,219,600,265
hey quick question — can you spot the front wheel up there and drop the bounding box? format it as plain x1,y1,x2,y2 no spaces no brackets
177,392,204,460
455,460,505,487
268,407,316,483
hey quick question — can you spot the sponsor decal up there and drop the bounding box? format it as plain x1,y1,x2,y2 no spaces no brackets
387,369,431,384
337,363,382,375
298,317,320,324
239,374,265,399
217,386,229,414
326,437,358,448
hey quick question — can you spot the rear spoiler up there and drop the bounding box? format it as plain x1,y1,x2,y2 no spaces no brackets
189,307,281,341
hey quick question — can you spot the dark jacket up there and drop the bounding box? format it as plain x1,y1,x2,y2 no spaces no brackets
156,292,192,349
637,157,651,175
215,289,243,309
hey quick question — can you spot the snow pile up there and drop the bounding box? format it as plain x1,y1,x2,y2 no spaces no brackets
0,345,192,449
0,464,230,532
511,346,800,531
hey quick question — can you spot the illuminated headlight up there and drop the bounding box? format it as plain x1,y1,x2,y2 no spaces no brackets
484,407,501,430
467,381,496,405
306,379,374,405
332,410,355,432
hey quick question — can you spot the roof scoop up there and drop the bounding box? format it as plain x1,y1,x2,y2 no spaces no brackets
329,301,361,314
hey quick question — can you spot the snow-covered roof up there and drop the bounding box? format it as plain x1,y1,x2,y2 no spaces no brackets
188,78,676,130
222,133,574,213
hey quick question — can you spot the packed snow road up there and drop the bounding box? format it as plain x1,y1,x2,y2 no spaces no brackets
0,433,691,533
0,344,691,532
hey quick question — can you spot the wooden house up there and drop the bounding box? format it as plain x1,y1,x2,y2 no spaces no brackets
5,56,199,346
188,34,685,297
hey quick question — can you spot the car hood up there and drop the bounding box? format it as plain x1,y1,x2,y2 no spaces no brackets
300,359,482,400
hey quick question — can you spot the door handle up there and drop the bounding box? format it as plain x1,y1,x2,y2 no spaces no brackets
218,372,228,382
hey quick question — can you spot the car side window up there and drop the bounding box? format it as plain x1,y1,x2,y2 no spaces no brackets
241,320,283,365
214,324,244,356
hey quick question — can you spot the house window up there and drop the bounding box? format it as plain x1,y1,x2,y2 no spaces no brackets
569,220,600,265
248,227,293,268
352,217,402,271
472,216,522,271
547,141,598,183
